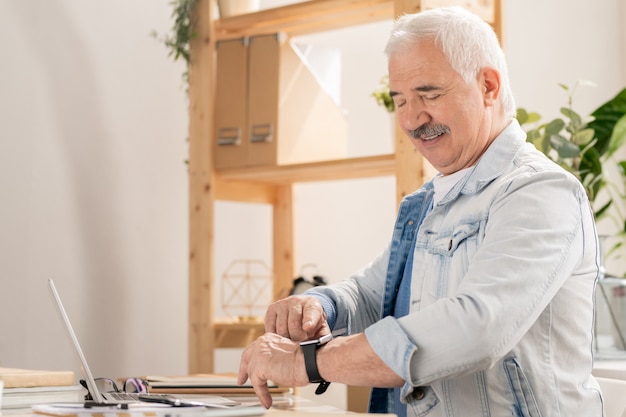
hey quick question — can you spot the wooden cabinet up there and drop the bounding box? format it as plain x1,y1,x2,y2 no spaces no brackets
188,0,501,374
214,33,348,169
213,38,248,169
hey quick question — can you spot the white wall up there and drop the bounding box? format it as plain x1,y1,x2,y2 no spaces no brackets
0,0,189,378
0,0,624,411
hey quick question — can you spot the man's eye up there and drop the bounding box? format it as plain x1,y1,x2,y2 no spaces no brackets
422,94,441,101
394,98,406,108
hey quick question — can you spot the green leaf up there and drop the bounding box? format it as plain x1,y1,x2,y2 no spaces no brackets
526,112,542,124
588,87,626,155
573,128,595,146
579,146,604,200
561,107,582,128
540,132,552,155
526,111,541,124
545,118,565,136
550,134,580,158
516,108,529,125
594,200,612,220
526,129,540,142
579,137,598,160
607,113,626,156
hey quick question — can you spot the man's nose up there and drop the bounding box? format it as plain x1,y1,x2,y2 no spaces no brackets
400,101,431,135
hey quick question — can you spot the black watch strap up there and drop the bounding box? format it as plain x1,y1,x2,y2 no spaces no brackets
301,342,325,383
300,334,332,395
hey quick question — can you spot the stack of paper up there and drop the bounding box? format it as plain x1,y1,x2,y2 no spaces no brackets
0,367,75,388
146,374,290,395
0,367,83,411
3,385,84,411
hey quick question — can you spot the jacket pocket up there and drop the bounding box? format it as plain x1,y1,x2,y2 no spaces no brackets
429,221,480,256
425,221,480,298
504,358,543,417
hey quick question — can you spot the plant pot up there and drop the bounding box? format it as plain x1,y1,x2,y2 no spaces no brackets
217,0,260,18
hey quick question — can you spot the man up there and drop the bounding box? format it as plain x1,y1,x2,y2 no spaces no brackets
238,6,603,416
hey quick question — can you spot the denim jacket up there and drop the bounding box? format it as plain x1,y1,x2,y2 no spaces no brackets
310,120,603,416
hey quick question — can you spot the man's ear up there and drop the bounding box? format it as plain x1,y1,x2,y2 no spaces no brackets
481,67,501,106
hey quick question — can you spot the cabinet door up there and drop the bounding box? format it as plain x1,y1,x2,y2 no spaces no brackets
247,34,280,167
214,38,248,170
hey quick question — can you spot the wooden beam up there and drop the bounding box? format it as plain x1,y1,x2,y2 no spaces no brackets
391,113,426,204
214,179,278,204
215,0,393,40
216,154,396,184
213,319,265,348
273,185,295,300
188,0,216,374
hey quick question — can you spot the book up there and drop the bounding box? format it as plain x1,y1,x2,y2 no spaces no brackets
0,367,75,388
2,385,84,410
145,375,290,395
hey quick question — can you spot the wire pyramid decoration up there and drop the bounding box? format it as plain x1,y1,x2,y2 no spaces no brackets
221,259,274,322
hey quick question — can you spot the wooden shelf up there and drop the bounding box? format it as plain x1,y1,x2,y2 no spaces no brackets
215,0,394,40
213,319,265,348
216,153,396,184
189,0,502,382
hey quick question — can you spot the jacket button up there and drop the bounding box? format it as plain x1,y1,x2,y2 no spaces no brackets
411,387,426,400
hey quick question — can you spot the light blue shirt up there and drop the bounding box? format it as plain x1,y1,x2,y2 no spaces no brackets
309,120,603,416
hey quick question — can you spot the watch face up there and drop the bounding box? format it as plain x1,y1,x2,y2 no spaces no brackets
299,333,333,347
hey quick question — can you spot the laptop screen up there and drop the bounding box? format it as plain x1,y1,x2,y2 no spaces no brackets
48,278,105,403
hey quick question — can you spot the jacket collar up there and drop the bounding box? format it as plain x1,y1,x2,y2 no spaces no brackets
436,119,526,205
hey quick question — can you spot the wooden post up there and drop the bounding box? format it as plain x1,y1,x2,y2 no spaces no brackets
391,0,427,205
188,0,216,374
273,184,295,300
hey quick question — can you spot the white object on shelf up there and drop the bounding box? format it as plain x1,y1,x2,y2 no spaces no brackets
218,0,260,18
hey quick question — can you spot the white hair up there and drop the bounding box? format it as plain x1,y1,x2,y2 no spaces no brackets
385,6,516,118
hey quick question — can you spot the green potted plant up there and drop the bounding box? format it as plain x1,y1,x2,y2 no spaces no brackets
151,0,199,91
371,75,394,113
517,82,626,276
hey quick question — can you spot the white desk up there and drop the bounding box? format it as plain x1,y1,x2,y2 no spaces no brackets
0,394,371,417
593,359,626,381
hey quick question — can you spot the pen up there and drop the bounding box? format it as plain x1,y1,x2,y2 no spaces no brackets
137,394,205,407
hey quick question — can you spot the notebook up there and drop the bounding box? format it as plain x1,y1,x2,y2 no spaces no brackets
47,278,264,415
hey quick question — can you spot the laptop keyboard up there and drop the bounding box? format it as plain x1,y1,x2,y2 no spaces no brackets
108,392,140,401
107,392,179,403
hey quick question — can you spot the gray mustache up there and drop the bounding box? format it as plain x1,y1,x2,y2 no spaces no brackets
409,124,450,140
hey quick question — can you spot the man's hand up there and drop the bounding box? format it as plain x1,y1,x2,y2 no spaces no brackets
264,295,330,341
237,332,309,408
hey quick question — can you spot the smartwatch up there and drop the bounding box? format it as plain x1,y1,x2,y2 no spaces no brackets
299,333,333,394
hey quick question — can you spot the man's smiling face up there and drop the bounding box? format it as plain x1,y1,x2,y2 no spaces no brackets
389,39,500,175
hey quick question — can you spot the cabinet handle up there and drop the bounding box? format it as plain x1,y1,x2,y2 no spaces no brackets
217,127,241,146
250,123,273,143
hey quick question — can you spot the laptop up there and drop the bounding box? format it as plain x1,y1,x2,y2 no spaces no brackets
47,278,264,414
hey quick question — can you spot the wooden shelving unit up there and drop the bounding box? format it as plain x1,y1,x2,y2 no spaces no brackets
187,0,501,375
214,0,394,40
